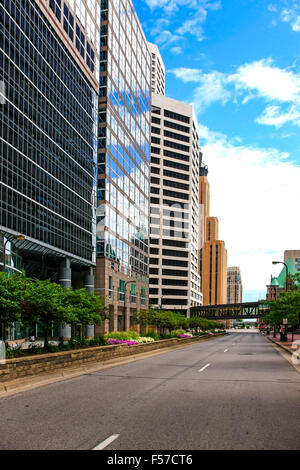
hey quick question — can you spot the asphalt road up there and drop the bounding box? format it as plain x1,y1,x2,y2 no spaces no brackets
0,332,299,450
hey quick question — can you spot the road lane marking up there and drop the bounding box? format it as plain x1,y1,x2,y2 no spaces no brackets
224,349,228,352
199,363,210,372
93,434,120,450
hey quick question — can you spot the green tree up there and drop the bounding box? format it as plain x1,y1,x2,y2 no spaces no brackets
21,278,76,349
64,289,106,338
265,286,300,337
0,272,26,341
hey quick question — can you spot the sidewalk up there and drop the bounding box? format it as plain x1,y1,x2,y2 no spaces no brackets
266,332,300,353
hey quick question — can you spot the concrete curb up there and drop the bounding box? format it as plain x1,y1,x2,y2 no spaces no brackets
0,333,227,398
265,335,300,358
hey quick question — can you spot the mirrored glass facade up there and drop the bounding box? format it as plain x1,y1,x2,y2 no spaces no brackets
96,0,151,279
0,0,98,264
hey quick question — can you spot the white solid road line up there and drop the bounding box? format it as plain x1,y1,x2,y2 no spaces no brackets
93,434,120,450
199,363,210,372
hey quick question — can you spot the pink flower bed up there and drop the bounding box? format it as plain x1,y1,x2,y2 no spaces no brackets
106,338,139,345
178,334,192,338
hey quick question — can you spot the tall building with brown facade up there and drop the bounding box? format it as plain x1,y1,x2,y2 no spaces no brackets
199,164,227,306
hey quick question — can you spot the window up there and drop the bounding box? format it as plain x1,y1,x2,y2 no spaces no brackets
164,140,189,153
162,269,188,277
163,189,189,200
162,249,188,258
130,283,137,304
163,180,189,191
164,130,189,143
119,280,125,301
50,0,61,20
63,4,74,41
164,120,189,134
162,259,188,267
152,116,161,125
109,276,113,299
76,24,85,58
141,287,146,305
163,169,189,181
163,150,189,162
163,159,189,171
164,110,190,123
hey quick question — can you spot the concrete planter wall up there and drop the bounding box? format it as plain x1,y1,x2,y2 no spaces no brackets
0,334,226,383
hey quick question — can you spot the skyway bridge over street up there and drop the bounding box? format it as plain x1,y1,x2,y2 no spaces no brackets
190,301,270,320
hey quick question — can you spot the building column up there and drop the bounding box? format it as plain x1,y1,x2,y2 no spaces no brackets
58,258,72,340
109,305,117,332
85,324,95,339
84,266,95,293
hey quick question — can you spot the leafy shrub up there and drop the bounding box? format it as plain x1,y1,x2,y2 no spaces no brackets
144,330,160,341
87,335,106,347
28,345,44,354
170,329,186,337
159,333,173,339
45,345,59,353
6,347,25,358
104,331,139,341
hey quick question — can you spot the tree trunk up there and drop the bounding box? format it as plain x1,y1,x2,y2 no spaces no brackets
44,327,49,350
2,322,6,342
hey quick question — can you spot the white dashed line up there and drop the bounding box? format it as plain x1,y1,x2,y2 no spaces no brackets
93,434,120,450
199,363,210,372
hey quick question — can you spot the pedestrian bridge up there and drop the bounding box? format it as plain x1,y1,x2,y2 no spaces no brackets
190,302,269,320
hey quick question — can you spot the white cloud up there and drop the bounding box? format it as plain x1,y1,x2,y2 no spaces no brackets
145,0,222,48
268,5,300,32
268,3,278,12
170,46,183,55
171,59,300,126
169,67,203,82
154,30,182,48
231,58,300,103
256,104,300,127
198,124,300,292
192,71,231,112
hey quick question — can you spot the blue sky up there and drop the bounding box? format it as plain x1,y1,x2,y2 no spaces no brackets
134,0,300,302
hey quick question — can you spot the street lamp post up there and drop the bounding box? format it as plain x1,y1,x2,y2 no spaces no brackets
272,261,289,341
123,280,136,332
0,234,25,273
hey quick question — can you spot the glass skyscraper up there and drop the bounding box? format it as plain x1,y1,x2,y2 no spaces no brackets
0,0,100,338
95,0,151,332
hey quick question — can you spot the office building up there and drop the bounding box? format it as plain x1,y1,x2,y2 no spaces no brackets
227,267,243,304
199,164,227,305
95,0,151,333
147,42,165,96
149,93,202,315
0,0,100,339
